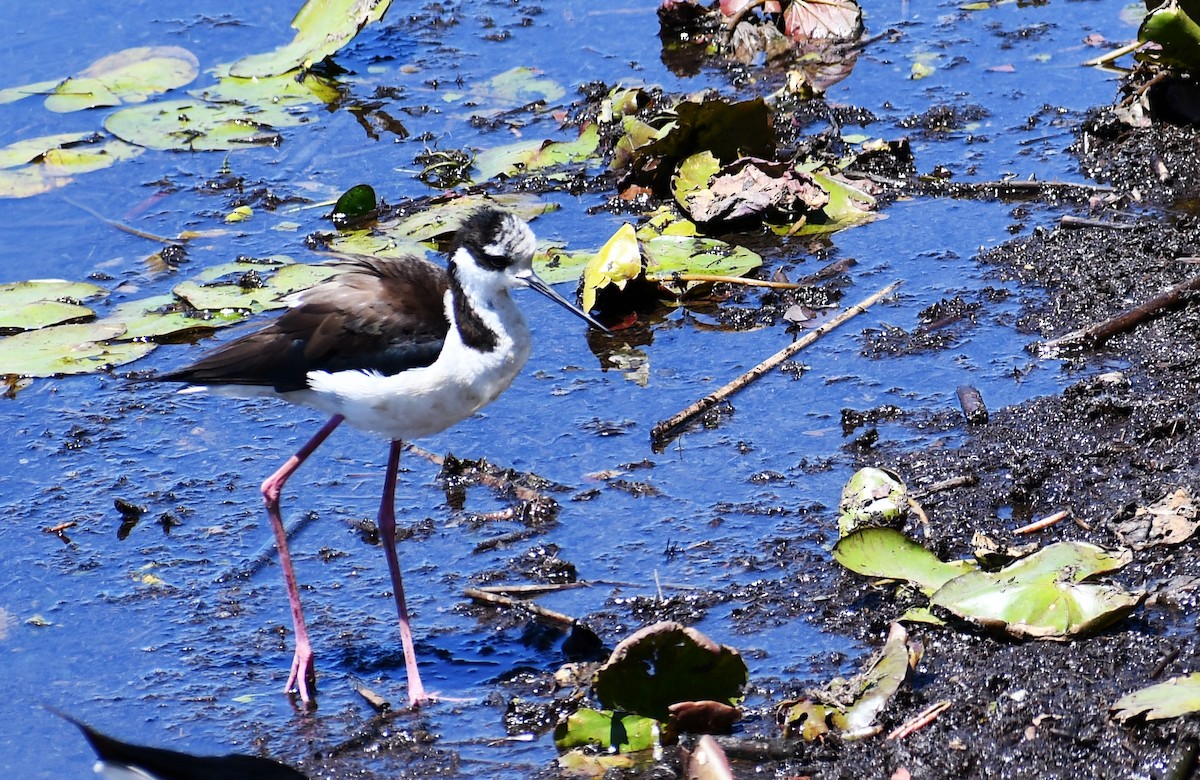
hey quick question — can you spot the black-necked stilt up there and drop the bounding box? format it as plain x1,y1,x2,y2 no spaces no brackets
152,206,605,707
60,712,307,779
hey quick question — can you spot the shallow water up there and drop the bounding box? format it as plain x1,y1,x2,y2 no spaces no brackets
0,1,1134,776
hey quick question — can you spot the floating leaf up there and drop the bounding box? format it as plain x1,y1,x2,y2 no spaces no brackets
448,66,565,110
1138,0,1200,72
101,296,245,341
782,0,864,41
172,261,338,313
230,0,392,78
642,235,762,287
44,46,199,113
553,709,660,752
105,99,294,152
194,69,341,113
472,124,600,182
333,183,378,222
929,541,1143,640
0,79,59,106
0,280,106,331
582,223,642,313
42,139,143,175
833,527,976,595
1112,673,1200,723
593,622,746,722
0,323,156,377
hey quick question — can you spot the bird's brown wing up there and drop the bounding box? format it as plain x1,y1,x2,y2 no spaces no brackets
154,255,451,392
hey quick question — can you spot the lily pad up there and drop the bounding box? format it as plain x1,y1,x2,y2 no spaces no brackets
553,709,660,752
229,0,392,78
928,541,1143,640
642,235,762,286
472,123,600,182
592,622,747,722
1114,487,1200,550
104,99,294,152
0,280,107,331
833,527,976,595
173,261,339,313
44,46,199,113
1138,0,1200,72
674,155,829,225
100,296,245,341
1112,673,1200,723
0,79,59,106
0,322,156,377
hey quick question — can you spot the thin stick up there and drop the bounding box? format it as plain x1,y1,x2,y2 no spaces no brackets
911,474,977,499
886,700,952,740
463,587,577,627
651,273,806,290
650,280,902,449
61,195,184,245
472,582,587,597
1082,39,1145,69
1013,509,1070,535
1039,273,1200,356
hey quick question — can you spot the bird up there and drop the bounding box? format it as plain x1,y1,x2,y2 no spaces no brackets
58,710,308,780
151,206,606,708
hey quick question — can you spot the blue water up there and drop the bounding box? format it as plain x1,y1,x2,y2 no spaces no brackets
0,0,1136,777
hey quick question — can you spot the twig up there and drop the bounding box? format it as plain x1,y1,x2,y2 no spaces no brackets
472,582,587,597
651,272,806,290
1082,39,1145,69
650,280,902,450
463,587,577,627
61,195,184,245
911,474,977,499
1059,215,1136,230
886,700,952,740
1038,273,1200,356
1013,509,1070,535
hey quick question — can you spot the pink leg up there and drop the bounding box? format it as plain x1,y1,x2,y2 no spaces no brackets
261,414,344,704
378,440,430,708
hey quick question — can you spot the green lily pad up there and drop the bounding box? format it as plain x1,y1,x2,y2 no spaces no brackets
553,709,660,752
173,260,339,312
42,138,143,175
0,133,140,197
100,295,245,341
44,46,199,113
473,123,600,182
104,99,294,152
1112,673,1200,723
194,69,342,113
230,0,392,78
0,280,107,331
1138,0,1200,72
0,322,156,377
0,79,59,106
833,527,977,595
593,622,747,722
928,541,1143,640
333,183,378,222
642,235,762,285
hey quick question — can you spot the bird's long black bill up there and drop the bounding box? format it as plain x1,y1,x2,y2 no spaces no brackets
524,272,609,332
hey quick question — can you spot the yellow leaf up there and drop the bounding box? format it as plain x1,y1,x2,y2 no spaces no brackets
582,223,641,312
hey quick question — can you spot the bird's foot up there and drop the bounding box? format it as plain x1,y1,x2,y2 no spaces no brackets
285,646,317,706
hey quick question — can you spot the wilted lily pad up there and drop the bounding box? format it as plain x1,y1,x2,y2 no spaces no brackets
837,467,911,535
44,46,199,113
229,0,392,78
592,622,746,722
928,541,1143,640
0,322,156,377
833,527,976,595
0,279,106,331
581,223,642,313
779,622,917,741
673,154,829,225
553,709,660,752
1114,487,1200,550
1112,673,1200,723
